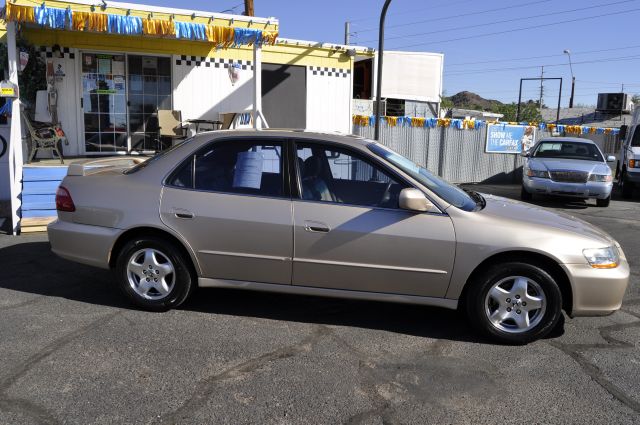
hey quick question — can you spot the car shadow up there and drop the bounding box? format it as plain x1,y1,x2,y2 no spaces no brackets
0,241,565,344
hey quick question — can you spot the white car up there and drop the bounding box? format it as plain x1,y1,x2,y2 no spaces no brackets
619,111,640,198
521,137,615,207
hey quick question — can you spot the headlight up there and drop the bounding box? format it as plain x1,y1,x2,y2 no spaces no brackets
588,174,613,182
583,246,620,269
526,168,549,178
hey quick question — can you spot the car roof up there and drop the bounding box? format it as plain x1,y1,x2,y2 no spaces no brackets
537,137,596,145
192,128,373,148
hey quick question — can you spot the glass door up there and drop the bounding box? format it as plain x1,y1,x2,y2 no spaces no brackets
127,55,172,152
81,53,127,153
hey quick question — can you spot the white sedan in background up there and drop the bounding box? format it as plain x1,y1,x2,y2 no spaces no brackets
521,137,615,207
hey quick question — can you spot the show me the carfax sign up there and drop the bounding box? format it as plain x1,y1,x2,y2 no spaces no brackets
485,124,536,154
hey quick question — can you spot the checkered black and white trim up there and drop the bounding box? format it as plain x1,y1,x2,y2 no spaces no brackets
309,66,350,78
175,56,254,69
38,46,75,60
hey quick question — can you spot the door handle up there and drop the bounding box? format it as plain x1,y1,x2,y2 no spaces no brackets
172,209,194,219
304,220,330,233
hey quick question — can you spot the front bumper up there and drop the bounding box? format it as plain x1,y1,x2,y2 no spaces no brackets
48,219,120,270
561,258,630,316
523,176,612,199
626,170,640,184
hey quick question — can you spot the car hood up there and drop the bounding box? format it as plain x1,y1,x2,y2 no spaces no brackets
478,193,614,245
528,158,610,174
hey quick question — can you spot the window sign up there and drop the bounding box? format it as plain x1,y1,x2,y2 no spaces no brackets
486,124,536,154
233,151,264,189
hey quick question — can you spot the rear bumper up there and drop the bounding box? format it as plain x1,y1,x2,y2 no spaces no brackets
523,176,612,199
562,259,630,317
47,219,120,269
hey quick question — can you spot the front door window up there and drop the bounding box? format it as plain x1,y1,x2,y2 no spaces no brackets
81,53,127,153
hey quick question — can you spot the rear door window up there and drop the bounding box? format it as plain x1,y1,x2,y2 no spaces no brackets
167,140,286,198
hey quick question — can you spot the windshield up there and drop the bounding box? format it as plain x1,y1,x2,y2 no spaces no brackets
532,141,603,162
368,143,480,212
632,128,640,147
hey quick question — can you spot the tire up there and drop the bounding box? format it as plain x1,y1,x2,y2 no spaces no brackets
621,170,633,199
520,185,533,201
596,195,610,207
465,262,563,344
115,237,195,311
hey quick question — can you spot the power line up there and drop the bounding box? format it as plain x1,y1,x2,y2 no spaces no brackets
348,0,476,24
390,7,640,50
356,0,632,44
447,45,640,68
352,0,553,35
445,53,640,76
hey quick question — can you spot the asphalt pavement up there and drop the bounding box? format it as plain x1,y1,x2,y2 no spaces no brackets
0,185,639,424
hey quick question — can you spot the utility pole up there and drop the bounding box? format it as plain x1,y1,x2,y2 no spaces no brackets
374,0,393,141
564,49,575,108
244,0,254,16
344,21,350,45
539,66,544,110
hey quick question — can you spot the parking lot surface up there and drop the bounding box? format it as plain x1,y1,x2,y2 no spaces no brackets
1,184,639,424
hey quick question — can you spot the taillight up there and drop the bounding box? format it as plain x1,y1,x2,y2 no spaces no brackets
55,186,76,212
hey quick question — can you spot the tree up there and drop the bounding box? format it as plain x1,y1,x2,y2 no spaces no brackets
439,92,454,117
496,101,542,122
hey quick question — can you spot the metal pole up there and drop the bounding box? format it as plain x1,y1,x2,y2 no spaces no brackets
374,0,392,141
569,76,575,108
516,78,523,122
344,21,350,45
556,78,563,124
253,43,262,129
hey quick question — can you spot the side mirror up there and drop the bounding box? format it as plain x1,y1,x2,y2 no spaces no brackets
607,155,616,162
620,125,628,141
520,150,530,158
399,188,434,212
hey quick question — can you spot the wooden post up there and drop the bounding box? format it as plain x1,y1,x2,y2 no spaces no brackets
244,0,254,16
6,22,23,235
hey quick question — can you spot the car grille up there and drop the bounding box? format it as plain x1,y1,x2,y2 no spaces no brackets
549,170,589,183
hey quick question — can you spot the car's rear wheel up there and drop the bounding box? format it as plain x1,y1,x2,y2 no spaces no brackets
520,185,533,201
596,195,610,207
115,237,194,311
465,262,563,344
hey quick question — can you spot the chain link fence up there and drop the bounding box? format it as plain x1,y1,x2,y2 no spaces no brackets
353,123,621,184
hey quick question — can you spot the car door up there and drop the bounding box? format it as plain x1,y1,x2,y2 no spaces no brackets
291,140,456,298
160,138,293,285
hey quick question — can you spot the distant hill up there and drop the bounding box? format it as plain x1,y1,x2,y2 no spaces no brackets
445,91,503,111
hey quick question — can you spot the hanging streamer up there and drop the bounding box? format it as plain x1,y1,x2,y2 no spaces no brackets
175,22,207,40
107,14,142,35
5,3,35,23
34,5,72,29
142,18,175,36
206,25,235,48
233,27,262,47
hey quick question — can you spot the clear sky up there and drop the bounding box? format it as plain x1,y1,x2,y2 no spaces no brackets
147,0,639,106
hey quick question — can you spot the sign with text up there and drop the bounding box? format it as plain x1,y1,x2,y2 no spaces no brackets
486,124,536,154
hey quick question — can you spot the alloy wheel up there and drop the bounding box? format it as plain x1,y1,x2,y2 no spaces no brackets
484,276,547,334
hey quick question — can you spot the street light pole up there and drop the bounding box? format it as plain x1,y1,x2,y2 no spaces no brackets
374,0,392,141
564,49,575,108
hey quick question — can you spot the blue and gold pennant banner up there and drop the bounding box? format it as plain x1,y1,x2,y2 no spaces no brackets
353,115,621,135
5,2,278,48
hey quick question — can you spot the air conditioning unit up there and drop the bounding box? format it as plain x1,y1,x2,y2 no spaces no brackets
596,93,629,113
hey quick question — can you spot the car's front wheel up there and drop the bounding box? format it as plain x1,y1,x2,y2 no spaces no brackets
596,195,611,207
115,237,194,311
621,170,634,199
520,185,533,201
465,262,563,344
